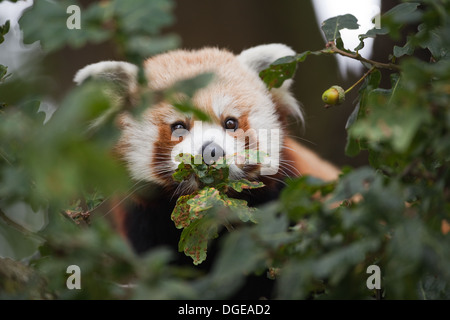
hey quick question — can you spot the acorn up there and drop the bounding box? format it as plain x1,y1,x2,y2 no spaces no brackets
322,85,345,106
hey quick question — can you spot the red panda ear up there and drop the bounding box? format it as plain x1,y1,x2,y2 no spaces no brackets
238,43,296,74
74,61,139,104
238,44,304,123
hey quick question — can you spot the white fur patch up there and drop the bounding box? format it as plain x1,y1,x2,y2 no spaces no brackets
212,94,232,119
246,95,283,175
120,115,159,182
237,43,296,73
162,107,191,125
74,61,138,93
271,81,304,122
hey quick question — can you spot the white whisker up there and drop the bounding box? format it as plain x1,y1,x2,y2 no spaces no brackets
263,175,288,186
101,180,152,218
279,160,301,176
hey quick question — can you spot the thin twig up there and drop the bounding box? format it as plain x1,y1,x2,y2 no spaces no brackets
345,66,376,94
323,42,401,72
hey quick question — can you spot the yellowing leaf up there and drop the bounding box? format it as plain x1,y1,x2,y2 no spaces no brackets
171,194,196,229
227,179,264,192
178,218,219,265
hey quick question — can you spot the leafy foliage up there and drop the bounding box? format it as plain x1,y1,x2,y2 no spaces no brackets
259,51,323,89
355,2,420,51
170,153,264,265
258,0,450,299
19,0,179,62
0,20,10,45
0,0,449,300
321,14,359,42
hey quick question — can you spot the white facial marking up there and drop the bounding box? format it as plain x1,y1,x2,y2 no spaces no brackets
212,94,232,119
162,107,190,124
120,115,158,182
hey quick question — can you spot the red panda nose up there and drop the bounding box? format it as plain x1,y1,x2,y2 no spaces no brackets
202,142,225,165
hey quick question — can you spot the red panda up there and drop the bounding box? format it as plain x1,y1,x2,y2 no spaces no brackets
74,44,339,296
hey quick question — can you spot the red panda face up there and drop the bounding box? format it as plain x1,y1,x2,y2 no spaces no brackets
74,45,303,194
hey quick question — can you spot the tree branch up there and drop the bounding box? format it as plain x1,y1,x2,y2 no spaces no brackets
323,42,401,72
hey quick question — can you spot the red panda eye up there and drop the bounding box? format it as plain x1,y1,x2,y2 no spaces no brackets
171,122,188,138
171,122,187,132
224,118,238,131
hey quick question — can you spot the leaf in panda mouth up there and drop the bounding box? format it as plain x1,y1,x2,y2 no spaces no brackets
227,180,265,192
172,153,229,187
170,153,265,264
178,217,219,265
171,187,222,229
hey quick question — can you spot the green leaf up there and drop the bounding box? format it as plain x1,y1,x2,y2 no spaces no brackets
227,179,264,192
0,216,44,260
178,217,219,265
344,69,381,156
420,274,450,299
281,176,331,220
110,0,178,59
0,65,8,83
171,186,225,230
415,24,449,61
259,51,323,89
186,187,223,216
345,132,361,157
312,238,380,285
219,193,257,223
321,14,359,42
172,153,231,188
171,194,196,229
259,55,297,90
0,20,10,44
393,36,414,58
355,27,389,52
19,0,177,59
205,228,268,298
170,152,264,264
345,104,360,131
20,0,104,52
203,163,229,186
350,101,429,153
333,166,375,195
172,162,194,183
349,68,431,154
383,2,421,23
381,2,421,39
111,0,175,34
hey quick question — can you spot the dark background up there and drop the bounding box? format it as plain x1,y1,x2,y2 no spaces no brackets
55,0,401,169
